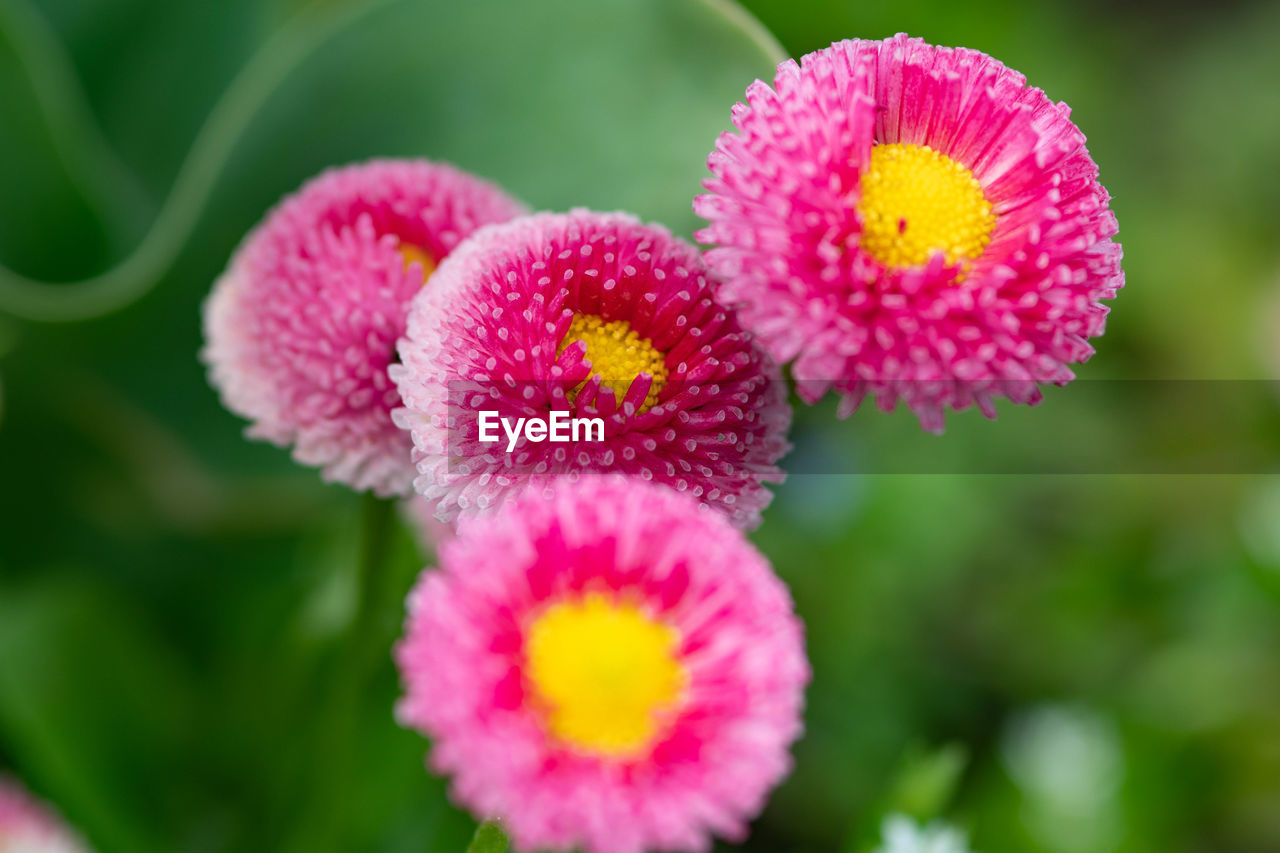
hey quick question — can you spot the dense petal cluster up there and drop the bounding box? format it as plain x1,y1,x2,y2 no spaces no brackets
396,476,808,853
196,31,1135,851
203,159,525,494
0,776,91,853
392,210,791,528
695,34,1123,431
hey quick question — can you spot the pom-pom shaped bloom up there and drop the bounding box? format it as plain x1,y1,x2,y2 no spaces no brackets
203,160,524,494
396,475,808,853
0,776,91,852
695,34,1124,431
392,210,790,528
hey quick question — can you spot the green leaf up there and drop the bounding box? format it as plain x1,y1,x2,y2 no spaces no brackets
885,742,969,820
466,821,510,853
841,743,969,853
0,573,198,853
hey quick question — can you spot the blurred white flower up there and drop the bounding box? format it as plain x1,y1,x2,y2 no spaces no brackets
874,813,973,853
1001,705,1124,852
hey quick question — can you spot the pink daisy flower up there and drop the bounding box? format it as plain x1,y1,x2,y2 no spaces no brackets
203,160,525,494
395,475,808,853
695,34,1124,431
392,210,791,529
0,776,91,853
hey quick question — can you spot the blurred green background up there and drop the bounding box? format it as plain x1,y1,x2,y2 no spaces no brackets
1,0,1278,851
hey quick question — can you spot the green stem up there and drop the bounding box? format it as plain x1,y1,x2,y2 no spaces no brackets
694,0,788,66
287,493,396,853
348,492,397,666
0,0,150,247
0,0,396,322
466,820,510,853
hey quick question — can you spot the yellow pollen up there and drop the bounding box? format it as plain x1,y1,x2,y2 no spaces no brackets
558,314,668,412
525,594,686,757
857,143,996,272
397,241,437,284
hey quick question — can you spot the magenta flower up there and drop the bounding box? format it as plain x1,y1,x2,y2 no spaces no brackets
0,776,91,852
396,475,808,853
695,34,1124,431
392,210,791,529
203,160,525,494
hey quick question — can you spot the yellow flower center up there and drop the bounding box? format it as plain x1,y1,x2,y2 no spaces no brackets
857,143,995,271
525,593,686,757
558,314,668,412
397,241,437,284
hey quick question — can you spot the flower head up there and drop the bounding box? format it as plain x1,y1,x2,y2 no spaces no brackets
203,159,525,494
874,814,973,853
392,210,791,529
395,475,809,853
695,34,1123,431
0,776,91,852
